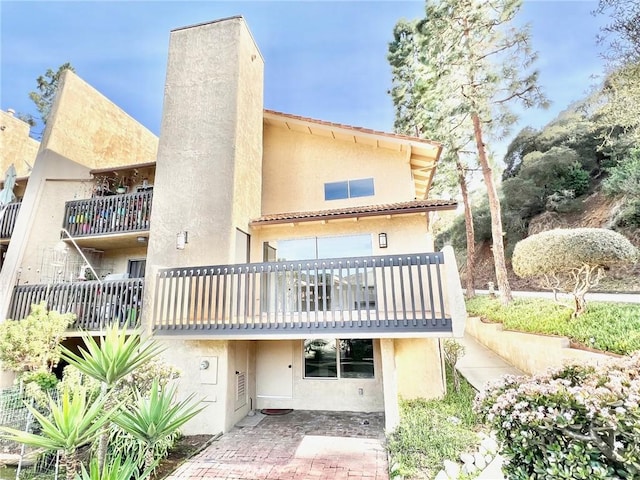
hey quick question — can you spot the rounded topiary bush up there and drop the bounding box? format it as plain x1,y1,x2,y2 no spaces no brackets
512,228,638,315
475,355,640,479
512,228,637,277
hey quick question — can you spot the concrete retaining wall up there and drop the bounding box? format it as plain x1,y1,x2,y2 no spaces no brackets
466,316,616,375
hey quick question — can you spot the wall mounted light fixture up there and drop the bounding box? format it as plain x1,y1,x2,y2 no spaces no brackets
176,231,188,250
378,232,388,249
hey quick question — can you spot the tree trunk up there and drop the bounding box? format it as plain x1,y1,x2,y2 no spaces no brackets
64,451,79,480
471,113,513,304
96,382,109,471
456,157,476,298
573,293,587,317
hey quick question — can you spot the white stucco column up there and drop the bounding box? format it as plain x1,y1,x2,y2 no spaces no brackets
380,338,400,432
442,245,467,338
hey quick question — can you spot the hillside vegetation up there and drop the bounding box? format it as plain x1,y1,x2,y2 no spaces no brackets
436,98,640,292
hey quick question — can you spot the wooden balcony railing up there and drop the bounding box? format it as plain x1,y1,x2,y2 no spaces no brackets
62,190,152,237
0,202,21,239
8,278,144,331
153,252,453,336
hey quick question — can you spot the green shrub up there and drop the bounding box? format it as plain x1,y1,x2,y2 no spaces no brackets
560,165,590,196
475,356,640,479
466,296,640,355
22,371,58,390
615,198,640,228
603,148,640,197
512,228,638,315
0,302,74,375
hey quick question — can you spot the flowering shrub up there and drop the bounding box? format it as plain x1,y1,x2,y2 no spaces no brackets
475,355,640,479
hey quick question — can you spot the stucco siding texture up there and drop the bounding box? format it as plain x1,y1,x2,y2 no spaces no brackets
261,125,415,216
41,71,157,170
0,150,91,317
0,111,39,178
147,17,263,273
231,21,264,234
251,215,432,261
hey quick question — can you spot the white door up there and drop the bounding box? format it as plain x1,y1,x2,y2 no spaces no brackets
256,340,293,400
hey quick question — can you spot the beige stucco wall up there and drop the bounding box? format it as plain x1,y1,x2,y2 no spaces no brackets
142,18,264,434
146,17,263,273
0,109,39,178
262,125,415,216
158,339,231,435
102,247,148,276
395,338,446,400
251,214,432,262
0,151,92,318
41,70,158,169
255,339,384,412
157,339,257,435
231,19,264,238
466,316,616,375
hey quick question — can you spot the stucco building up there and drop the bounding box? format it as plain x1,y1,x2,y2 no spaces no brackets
0,17,466,433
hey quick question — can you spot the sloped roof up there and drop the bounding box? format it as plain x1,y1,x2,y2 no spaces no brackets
251,199,457,226
264,110,443,200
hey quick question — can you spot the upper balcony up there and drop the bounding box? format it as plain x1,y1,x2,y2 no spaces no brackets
0,202,21,242
61,190,152,249
152,249,465,339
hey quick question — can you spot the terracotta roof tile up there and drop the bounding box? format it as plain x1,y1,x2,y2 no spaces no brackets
251,199,457,226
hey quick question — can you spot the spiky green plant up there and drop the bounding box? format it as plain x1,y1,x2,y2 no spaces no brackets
60,323,165,470
75,454,155,480
60,324,164,387
75,455,137,480
0,390,111,480
114,378,205,471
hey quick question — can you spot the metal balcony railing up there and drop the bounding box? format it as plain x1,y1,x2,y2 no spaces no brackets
8,278,144,330
153,252,452,336
62,190,152,237
0,202,21,239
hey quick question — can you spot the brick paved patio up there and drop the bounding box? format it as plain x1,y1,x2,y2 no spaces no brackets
166,410,389,480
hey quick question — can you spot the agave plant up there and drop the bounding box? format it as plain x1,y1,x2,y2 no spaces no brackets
75,454,156,480
60,323,165,470
0,389,111,480
113,378,205,471
60,324,164,388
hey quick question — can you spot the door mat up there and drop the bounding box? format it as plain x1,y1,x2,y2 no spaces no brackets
260,408,293,415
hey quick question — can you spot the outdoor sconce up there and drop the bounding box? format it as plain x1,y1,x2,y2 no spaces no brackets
200,360,210,370
176,231,188,250
378,232,388,249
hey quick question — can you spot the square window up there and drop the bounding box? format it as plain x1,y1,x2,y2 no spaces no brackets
324,181,349,200
348,178,375,198
304,338,375,379
304,339,337,378
340,339,374,378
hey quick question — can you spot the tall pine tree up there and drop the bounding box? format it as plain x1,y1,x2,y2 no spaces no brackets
389,0,547,303
389,19,478,297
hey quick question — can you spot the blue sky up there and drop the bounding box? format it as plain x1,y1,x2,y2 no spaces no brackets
1,1,607,161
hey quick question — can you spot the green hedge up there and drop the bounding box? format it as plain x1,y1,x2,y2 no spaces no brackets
466,296,640,355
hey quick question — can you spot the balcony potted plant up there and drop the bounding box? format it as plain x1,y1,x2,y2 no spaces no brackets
115,177,127,194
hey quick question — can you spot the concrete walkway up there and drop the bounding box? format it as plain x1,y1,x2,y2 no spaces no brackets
457,333,526,480
457,333,524,391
